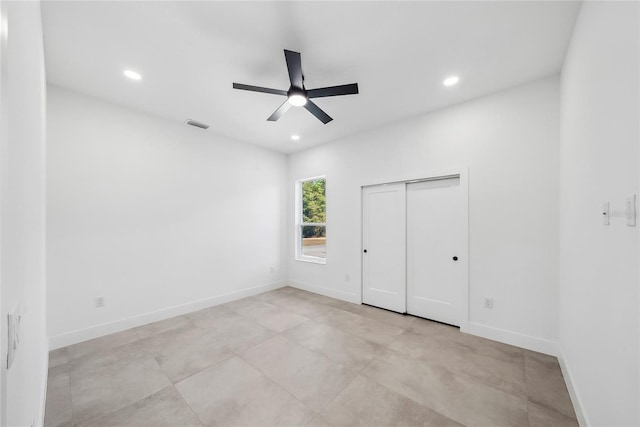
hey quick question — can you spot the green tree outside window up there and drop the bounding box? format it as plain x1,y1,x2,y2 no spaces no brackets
302,179,326,238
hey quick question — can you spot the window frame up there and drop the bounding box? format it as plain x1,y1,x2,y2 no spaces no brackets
295,175,327,264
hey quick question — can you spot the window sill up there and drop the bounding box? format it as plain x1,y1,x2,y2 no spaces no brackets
295,256,327,265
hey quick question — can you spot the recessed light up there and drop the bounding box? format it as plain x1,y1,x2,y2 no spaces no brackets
443,76,459,87
291,134,300,141
123,69,142,81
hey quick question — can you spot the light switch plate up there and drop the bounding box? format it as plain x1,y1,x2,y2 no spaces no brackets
603,202,610,225
626,194,636,226
7,305,22,369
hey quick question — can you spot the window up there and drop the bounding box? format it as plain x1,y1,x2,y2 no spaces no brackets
296,176,326,263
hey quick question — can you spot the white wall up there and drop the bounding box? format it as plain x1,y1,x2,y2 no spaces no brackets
559,2,639,426
0,1,48,425
47,86,288,348
288,76,561,354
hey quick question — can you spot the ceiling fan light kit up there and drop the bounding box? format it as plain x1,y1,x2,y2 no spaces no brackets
288,89,307,107
233,49,359,124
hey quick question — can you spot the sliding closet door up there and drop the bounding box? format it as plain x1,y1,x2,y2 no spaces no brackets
406,177,466,326
362,184,406,313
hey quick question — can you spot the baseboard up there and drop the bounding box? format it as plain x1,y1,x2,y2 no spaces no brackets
287,280,360,304
49,281,286,350
467,322,559,356
557,347,590,426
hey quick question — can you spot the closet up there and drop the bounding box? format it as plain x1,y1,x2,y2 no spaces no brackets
362,175,467,326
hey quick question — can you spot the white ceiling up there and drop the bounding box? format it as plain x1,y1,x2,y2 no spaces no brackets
42,1,581,154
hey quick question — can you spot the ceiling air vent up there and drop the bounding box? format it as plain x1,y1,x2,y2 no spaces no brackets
185,119,209,130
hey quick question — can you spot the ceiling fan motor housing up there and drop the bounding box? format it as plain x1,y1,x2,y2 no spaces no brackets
287,87,307,99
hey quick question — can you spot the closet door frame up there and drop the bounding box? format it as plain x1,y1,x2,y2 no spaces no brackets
359,167,470,333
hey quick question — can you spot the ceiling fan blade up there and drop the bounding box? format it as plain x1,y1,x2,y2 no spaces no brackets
267,100,292,122
307,83,359,99
304,100,333,124
233,83,287,96
284,50,303,88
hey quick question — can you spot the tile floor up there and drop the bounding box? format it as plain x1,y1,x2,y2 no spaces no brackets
45,287,578,427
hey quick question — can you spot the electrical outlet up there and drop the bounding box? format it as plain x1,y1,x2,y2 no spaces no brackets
345,274,350,282
484,298,494,309
269,266,275,273
95,296,105,308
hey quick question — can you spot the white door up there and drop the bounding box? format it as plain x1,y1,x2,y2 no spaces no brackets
406,177,466,326
362,184,406,313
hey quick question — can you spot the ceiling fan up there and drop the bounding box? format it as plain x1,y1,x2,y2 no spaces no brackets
233,49,359,124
